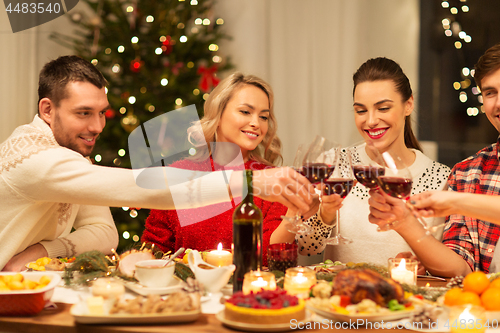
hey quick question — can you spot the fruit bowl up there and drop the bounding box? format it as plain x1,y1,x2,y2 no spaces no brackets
0,271,61,316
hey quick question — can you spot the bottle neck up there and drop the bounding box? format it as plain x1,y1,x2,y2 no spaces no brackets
243,170,254,201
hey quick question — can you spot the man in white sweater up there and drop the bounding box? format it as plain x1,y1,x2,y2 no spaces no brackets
0,56,315,271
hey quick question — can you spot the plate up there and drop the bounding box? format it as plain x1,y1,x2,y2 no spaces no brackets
216,310,313,332
123,277,184,296
70,301,200,324
306,304,414,323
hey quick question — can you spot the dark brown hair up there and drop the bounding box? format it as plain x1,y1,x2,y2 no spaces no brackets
38,55,108,107
353,57,422,151
474,43,500,90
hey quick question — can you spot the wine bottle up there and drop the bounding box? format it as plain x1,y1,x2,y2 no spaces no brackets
232,170,263,293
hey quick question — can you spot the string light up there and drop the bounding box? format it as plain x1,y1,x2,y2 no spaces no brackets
202,18,210,25
91,59,98,65
122,207,130,211
94,154,102,162
462,67,470,76
131,36,139,43
461,5,469,12
148,105,155,112
112,64,120,73
453,82,461,90
126,6,133,12
454,41,462,49
180,35,188,43
128,96,136,104
194,18,202,25
177,22,185,29
450,7,458,14
117,45,125,53
146,15,154,23
208,44,219,51
441,1,449,8
459,91,467,103
119,107,126,114
161,78,169,86
123,231,130,239
132,235,140,242
216,18,224,25
175,98,183,105
193,88,200,95
105,48,111,54
444,30,452,37
467,107,479,116
118,149,126,157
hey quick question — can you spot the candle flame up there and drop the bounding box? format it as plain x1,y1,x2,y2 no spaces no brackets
217,242,223,252
395,258,407,271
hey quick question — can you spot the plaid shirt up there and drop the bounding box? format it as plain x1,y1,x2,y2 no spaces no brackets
443,136,500,273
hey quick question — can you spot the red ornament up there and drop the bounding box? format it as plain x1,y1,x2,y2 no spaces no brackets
130,59,144,73
161,36,173,54
197,65,220,93
105,108,116,119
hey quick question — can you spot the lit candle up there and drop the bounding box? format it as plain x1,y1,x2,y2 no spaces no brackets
389,258,417,285
92,277,125,299
449,305,486,333
242,271,276,295
284,267,316,297
205,243,233,267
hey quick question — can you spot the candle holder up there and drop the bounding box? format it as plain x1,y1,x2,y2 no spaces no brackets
242,271,277,295
449,305,487,333
267,242,298,272
388,258,417,285
205,243,233,267
91,277,125,299
284,266,316,297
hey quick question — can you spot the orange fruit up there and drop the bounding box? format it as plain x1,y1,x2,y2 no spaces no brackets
463,271,490,295
490,278,500,289
456,291,482,306
481,288,500,311
444,288,463,306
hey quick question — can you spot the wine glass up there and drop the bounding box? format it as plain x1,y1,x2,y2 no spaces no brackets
323,147,355,245
282,144,312,235
301,135,337,185
352,141,386,190
376,149,434,237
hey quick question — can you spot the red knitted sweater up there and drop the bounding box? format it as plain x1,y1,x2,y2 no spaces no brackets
141,158,287,266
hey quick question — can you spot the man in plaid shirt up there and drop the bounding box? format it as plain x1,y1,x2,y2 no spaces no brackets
443,43,500,274
368,43,500,276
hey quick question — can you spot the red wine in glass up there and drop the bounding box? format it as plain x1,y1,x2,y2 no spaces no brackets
353,166,385,189
301,163,334,184
377,176,412,199
323,178,354,198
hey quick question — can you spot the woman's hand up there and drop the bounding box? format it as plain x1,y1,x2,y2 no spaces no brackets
316,184,343,225
367,189,411,230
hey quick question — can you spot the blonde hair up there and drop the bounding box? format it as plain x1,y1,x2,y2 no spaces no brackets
188,72,282,166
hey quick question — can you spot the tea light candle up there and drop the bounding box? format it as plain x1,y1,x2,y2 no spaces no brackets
205,243,233,267
449,305,486,333
284,267,316,297
389,258,417,285
242,271,277,295
92,278,125,299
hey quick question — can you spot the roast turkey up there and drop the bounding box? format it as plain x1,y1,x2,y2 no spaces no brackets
331,269,404,306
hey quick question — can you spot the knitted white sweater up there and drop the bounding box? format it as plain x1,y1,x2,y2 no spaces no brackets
298,143,451,266
0,116,233,269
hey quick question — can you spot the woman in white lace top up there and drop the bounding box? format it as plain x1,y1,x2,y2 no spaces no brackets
270,57,451,266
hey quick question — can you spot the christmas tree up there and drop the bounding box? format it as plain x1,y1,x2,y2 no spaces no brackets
51,0,232,251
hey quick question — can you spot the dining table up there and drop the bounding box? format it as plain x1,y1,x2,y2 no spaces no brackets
0,276,449,333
